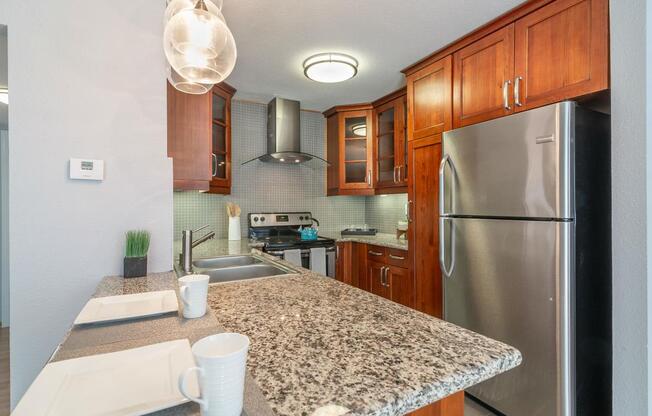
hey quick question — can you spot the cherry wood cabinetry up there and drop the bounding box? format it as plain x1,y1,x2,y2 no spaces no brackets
167,82,212,191
408,137,443,318
407,392,464,416
373,89,408,192
406,56,452,140
513,0,608,111
324,104,374,196
167,82,236,192
208,83,235,194
453,26,515,128
452,0,608,127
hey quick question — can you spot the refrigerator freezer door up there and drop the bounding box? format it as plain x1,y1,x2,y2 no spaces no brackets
441,102,574,219
443,217,573,416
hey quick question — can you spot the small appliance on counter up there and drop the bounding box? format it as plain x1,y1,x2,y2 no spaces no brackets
340,227,377,236
248,212,335,277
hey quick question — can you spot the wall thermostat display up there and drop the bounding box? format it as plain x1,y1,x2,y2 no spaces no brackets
69,158,104,181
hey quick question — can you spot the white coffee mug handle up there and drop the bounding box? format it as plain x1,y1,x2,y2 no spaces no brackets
179,285,190,307
178,366,207,409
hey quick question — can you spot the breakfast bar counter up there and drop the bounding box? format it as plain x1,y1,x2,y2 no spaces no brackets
42,242,520,416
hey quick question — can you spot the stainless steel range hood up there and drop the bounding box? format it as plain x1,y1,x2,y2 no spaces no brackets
242,97,329,166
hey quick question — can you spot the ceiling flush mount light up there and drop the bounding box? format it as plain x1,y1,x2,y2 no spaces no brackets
164,0,237,86
303,53,358,83
0,88,7,105
351,123,366,137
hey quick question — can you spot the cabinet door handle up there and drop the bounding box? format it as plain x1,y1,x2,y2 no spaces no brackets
368,250,383,256
407,200,413,223
384,267,390,287
367,169,372,186
211,153,217,177
514,76,523,107
502,80,512,110
380,266,386,287
389,254,405,260
399,165,404,182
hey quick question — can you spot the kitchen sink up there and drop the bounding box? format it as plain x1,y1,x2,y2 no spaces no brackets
193,255,262,269
176,254,296,284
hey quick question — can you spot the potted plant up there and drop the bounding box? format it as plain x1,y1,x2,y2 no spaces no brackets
124,230,150,278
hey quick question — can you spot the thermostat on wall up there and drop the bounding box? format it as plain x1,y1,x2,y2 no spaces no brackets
69,158,104,181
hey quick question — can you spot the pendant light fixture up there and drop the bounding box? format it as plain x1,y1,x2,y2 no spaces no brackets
167,66,213,95
164,0,237,86
303,53,358,83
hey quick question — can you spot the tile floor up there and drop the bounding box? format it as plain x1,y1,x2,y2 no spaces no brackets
465,395,500,416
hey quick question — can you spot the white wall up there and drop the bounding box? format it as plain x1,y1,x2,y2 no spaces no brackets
5,0,173,406
610,0,650,414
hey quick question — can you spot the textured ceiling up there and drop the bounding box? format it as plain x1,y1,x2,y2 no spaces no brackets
220,0,522,111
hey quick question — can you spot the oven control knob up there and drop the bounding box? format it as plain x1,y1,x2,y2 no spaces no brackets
299,216,304,220
260,216,266,222
253,217,259,222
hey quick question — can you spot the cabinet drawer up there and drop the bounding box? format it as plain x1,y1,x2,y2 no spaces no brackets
386,249,409,268
367,245,386,262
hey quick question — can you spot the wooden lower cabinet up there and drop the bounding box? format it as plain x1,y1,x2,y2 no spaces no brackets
368,260,390,300
408,136,443,317
407,391,464,416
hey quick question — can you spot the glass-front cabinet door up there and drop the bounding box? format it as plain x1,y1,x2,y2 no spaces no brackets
374,94,407,189
208,84,233,194
339,110,373,190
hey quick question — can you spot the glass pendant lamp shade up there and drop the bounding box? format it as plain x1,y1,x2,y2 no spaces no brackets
165,0,223,23
167,66,213,94
164,0,237,85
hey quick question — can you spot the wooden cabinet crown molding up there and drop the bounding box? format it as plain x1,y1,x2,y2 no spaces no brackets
401,0,556,76
323,103,374,118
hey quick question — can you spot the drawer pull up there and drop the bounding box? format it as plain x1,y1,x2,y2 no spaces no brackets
389,254,405,260
368,250,383,256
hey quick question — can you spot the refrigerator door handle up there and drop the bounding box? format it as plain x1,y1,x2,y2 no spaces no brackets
439,154,456,216
439,217,456,278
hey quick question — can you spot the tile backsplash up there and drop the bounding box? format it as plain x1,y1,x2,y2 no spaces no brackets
173,100,407,240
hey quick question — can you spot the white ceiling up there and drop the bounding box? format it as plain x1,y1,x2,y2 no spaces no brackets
221,0,522,111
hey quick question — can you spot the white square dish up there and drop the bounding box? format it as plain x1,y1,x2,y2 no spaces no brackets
12,339,199,416
74,290,179,325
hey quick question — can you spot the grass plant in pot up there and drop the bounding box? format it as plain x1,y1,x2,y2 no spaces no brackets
124,230,150,278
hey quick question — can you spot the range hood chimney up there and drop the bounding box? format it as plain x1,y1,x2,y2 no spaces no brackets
242,97,329,166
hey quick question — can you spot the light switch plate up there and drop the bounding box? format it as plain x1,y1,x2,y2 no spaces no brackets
69,158,104,181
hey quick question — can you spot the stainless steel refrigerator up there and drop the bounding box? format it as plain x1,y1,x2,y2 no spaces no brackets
440,101,611,416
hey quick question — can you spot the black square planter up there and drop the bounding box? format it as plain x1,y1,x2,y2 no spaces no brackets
124,255,147,278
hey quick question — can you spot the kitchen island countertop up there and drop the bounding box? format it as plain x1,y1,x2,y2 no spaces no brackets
43,243,520,416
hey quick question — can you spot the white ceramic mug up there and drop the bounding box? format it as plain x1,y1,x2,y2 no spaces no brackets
178,333,250,416
178,274,209,319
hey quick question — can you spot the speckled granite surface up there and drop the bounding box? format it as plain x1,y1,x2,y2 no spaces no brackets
208,267,521,416
49,271,274,416
322,232,408,251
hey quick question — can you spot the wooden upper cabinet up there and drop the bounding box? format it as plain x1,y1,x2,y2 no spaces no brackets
324,104,374,196
208,83,235,194
373,90,408,191
513,0,609,111
407,55,452,140
453,25,515,128
167,81,235,193
167,82,212,191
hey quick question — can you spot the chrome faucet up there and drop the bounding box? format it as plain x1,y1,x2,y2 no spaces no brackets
180,225,216,273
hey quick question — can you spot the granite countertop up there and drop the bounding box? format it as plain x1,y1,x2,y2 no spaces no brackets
48,271,275,416
44,244,520,416
208,253,521,416
321,232,408,251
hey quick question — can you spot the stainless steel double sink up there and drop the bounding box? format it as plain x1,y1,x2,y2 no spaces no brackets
175,254,296,284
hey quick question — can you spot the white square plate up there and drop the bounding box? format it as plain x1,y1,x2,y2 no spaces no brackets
74,290,179,325
12,339,199,416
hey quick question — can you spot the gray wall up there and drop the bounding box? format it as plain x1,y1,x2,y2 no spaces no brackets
610,0,650,414
5,1,174,406
174,100,368,239
365,194,407,234
1,130,7,327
